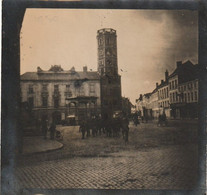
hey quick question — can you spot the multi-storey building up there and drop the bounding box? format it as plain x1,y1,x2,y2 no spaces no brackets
168,61,199,118
136,93,151,119
136,60,199,120
157,70,170,117
149,86,159,119
20,28,123,129
21,65,101,124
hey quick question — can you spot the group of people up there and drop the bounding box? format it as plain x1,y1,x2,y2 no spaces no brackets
79,116,129,142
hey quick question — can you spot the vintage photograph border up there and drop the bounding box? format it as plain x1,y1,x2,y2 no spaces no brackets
2,0,206,194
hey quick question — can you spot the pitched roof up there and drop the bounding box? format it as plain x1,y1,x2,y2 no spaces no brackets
168,60,199,83
157,81,168,89
143,92,151,98
21,71,100,81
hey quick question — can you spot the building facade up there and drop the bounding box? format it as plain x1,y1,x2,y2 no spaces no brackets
168,61,199,119
21,65,101,125
20,28,123,129
149,87,159,119
157,70,170,118
136,60,199,119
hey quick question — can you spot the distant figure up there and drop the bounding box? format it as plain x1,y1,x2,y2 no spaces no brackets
121,116,129,142
145,116,148,123
41,116,48,139
80,121,86,139
86,121,90,137
158,114,162,126
162,112,166,121
106,119,112,137
49,122,56,140
141,116,144,123
133,113,139,126
158,112,167,126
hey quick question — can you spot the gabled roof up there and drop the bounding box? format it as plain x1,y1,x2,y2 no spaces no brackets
157,81,168,89
21,71,100,81
143,92,151,98
168,60,199,83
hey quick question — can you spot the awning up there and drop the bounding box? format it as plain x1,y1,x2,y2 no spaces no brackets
66,115,76,118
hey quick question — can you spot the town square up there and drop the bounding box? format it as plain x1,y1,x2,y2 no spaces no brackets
2,4,206,195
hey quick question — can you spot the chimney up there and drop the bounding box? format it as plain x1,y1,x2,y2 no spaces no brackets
176,61,182,68
83,66,87,72
156,82,158,88
165,70,169,81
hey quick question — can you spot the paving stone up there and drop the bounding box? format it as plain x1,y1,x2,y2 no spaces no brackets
15,144,197,190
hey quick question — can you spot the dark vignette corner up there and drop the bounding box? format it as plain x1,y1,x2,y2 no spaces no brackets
1,0,206,194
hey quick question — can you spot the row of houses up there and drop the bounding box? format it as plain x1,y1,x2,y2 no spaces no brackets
136,60,199,119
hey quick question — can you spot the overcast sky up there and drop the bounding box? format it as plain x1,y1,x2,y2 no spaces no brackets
20,9,198,104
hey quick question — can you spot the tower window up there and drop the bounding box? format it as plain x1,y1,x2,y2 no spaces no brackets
99,38,103,46
106,37,110,44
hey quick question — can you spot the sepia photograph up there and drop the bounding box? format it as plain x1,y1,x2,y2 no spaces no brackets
2,1,206,194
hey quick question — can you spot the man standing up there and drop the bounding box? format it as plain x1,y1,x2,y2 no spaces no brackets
122,115,129,142
41,116,48,139
49,122,56,140
80,121,86,139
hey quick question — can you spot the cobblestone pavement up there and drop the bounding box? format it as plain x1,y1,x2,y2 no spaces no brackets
17,120,198,166
15,120,198,191
15,144,197,190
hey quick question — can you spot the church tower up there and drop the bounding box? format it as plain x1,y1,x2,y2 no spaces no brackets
97,28,122,119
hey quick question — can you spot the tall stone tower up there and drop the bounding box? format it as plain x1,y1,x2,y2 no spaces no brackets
97,28,122,119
